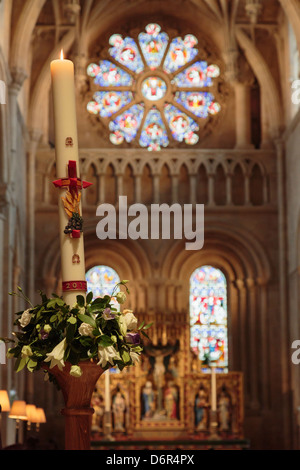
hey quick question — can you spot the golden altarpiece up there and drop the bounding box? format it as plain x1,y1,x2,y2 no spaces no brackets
90,312,244,442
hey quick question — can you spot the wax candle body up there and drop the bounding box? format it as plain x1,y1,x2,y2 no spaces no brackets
50,57,86,306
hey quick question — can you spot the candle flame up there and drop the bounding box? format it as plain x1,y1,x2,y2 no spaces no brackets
60,49,64,60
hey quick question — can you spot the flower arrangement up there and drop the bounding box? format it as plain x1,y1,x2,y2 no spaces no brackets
1,281,152,383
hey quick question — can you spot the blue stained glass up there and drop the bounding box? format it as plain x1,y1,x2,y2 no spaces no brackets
87,91,133,118
87,25,222,150
163,35,198,74
175,91,221,118
190,266,228,369
173,61,217,88
87,60,133,86
86,265,120,300
109,35,144,73
164,103,199,144
138,23,169,69
139,108,169,151
109,103,145,144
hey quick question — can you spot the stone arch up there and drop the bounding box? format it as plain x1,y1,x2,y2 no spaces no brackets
235,27,282,138
160,223,272,407
10,0,46,72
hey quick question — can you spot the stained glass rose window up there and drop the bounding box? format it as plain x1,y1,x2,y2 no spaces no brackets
87,23,221,151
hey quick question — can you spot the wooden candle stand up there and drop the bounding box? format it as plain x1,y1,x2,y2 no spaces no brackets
44,361,104,450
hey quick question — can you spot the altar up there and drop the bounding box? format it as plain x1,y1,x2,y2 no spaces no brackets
90,312,245,444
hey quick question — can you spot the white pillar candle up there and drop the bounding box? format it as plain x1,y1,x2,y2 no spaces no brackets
211,365,217,411
50,51,87,306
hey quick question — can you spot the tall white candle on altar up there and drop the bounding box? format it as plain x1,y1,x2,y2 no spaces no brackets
50,51,87,306
211,365,217,411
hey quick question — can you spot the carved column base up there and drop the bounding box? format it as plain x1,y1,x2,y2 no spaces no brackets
209,410,220,440
103,411,115,441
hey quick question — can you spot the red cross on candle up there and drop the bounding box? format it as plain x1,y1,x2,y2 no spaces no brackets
53,160,92,193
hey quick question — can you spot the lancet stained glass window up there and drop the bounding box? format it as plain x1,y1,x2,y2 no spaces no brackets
86,265,120,301
190,266,228,369
87,23,221,151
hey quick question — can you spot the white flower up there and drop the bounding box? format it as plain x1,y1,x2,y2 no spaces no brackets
97,345,121,368
70,365,83,378
124,312,138,331
116,292,126,304
19,309,32,328
78,322,94,337
130,351,140,364
44,338,66,371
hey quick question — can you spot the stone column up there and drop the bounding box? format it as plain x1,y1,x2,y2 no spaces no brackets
246,277,260,411
8,67,27,183
207,172,215,206
234,81,253,149
134,173,142,203
171,173,179,204
189,173,197,205
27,129,42,301
153,173,160,204
226,172,233,206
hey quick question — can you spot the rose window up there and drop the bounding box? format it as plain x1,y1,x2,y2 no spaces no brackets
87,24,221,151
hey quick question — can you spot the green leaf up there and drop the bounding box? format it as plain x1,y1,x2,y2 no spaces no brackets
143,322,153,330
76,295,85,307
141,330,150,340
138,321,145,331
47,298,64,309
78,314,96,328
121,349,130,363
50,314,57,323
86,292,93,304
27,359,38,372
67,316,77,324
15,357,26,372
66,323,76,343
98,335,114,347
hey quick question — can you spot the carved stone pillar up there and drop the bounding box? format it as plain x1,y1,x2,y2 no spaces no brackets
207,172,215,206
189,173,197,205
234,81,253,149
246,277,260,411
27,129,42,300
134,173,142,203
153,173,160,204
8,67,27,183
226,172,233,205
171,173,179,204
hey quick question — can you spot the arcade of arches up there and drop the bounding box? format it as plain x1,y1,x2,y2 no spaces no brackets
0,0,300,450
